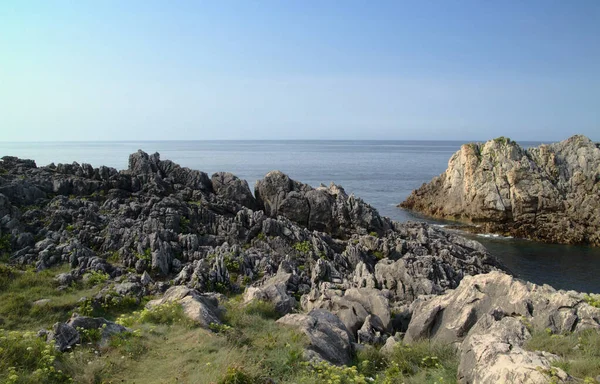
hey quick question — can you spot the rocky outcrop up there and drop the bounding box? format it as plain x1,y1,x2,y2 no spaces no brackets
255,171,389,237
211,172,257,210
243,271,298,316
405,271,600,383
458,314,569,384
400,135,600,246
46,314,129,351
0,151,514,373
146,286,222,327
405,271,600,343
277,309,353,365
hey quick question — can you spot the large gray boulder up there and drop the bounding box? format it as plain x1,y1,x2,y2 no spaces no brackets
302,285,392,338
243,272,297,316
48,322,80,352
67,314,130,347
401,135,600,246
404,271,600,384
146,286,222,327
277,309,353,365
211,172,257,210
458,314,569,384
404,271,600,344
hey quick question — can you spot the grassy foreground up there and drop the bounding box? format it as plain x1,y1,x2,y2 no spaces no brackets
525,328,600,382
0,263,459,383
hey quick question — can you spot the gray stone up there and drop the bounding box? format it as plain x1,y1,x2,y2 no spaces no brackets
277,309,353,365
48,322,80,352
146,285,222,328
243,272,297,316
401,135,600,246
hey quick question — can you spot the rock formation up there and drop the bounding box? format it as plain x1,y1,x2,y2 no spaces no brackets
4,150,598,382
400,135,600,246
405,271,600,383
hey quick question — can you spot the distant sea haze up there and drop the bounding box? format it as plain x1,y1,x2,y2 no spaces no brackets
1,140,598,293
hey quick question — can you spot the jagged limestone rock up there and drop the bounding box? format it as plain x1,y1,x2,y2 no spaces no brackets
401,135,600,246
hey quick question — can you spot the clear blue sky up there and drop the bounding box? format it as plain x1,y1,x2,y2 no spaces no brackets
1,0,599,141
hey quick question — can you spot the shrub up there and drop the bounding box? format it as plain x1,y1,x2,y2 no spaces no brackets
134,249,152,261
583,294,600,308
84,270,109,287
179,216,190,233
0,234,12,262
373,251,384,260
116,301,191,327
292,241,311,254
0,329,73,383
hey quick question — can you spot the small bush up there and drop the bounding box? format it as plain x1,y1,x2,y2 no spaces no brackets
583,294,600,308
84,270,109,287
0,234,12,262
134,249,152,261
0,329,73,383
292,241,311,254
116,301,191,327
373,251,385,260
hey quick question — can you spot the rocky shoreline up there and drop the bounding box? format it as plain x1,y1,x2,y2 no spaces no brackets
1,150,599,383
400,135,600,246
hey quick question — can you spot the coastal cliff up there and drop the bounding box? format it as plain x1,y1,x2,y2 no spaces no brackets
400,135,600,246
1,151,599,383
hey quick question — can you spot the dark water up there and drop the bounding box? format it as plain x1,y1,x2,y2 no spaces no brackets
1,140,599,293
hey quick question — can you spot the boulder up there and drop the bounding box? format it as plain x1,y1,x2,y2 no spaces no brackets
357,314,387,345
243,272,297,316
404,271,600,344
146,285,222,327
458,314,570,384
211,172,257,210
67,314,130,347
48,322,80,352
277,309,353,365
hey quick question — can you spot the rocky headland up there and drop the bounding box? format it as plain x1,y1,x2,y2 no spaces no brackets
400,135,600,246
1,150,599,383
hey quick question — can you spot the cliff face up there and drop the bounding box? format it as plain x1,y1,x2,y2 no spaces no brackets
400,135,600,246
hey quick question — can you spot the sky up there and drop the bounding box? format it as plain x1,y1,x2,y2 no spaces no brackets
1,0,599,142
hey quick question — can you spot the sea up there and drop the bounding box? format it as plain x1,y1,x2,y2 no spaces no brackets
1,140,599,294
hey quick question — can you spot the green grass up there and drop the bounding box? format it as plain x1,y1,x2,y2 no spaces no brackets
525,329,600,381
0,262,460,384
0,264,101,330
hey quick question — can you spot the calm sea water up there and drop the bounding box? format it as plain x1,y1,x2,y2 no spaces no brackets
2,140,599,293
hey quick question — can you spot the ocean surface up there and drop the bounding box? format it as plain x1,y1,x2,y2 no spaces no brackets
2,140,599,293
